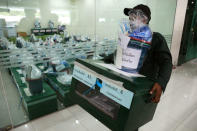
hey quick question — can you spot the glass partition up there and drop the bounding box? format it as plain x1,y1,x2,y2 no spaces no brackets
147,0,177,48
95,0,177,48
0,0,96,128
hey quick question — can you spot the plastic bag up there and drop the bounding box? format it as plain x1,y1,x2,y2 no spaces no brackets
128,9,152,43
25,65,42,79
57,72,72,85
116,10,152,73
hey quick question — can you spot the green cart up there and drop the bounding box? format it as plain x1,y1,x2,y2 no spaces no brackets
10,68,57,120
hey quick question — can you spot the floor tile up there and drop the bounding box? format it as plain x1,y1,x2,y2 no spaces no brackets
50,118,88,131
80,116,110,131
30,109,73,131
174,107,197,131
11,123,35,131
67,105,93,121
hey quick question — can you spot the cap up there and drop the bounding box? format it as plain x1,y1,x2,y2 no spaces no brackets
124,4,151,22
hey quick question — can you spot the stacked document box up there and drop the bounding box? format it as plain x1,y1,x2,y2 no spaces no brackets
0,19,6,37
6,27,17,37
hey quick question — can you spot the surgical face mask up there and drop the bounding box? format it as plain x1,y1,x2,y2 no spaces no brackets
128,9,148,30
129,18,144,31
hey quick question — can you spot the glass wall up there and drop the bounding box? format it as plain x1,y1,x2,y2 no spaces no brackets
0,70,12,129
0,0,177,129
95,0,177,48
0,0,96,37
0,0,177,46
148,0,177,48
0,0,97,128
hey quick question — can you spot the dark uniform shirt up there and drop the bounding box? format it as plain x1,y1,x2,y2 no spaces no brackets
104,32,172,91
139,32,172,91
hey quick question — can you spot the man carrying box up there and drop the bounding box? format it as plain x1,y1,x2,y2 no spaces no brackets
105,4,172,104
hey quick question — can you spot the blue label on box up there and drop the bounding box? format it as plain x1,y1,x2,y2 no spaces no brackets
73,65,96,88
101,81,134,109
73,65,134,109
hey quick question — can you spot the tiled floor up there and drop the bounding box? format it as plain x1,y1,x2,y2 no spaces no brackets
11,105,109,131
10,58,197,131
0,69,28,128
0,72,11,128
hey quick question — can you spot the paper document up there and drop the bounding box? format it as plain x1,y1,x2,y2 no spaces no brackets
39,65,44,70
96,63,145,77
21,77,26,83
115,45,122,69
16,69,22,74
118,33,130,49
122,48,142,69
24,88,32,96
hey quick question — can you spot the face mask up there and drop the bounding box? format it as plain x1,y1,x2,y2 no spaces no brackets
130,19,145,30
129,9,148,31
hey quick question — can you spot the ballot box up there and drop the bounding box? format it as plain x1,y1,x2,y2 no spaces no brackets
69,59,157,131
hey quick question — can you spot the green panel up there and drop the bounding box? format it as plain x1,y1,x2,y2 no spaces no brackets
124,94,157,130
45,74,73,107
25,95,57,120
69,59,157,131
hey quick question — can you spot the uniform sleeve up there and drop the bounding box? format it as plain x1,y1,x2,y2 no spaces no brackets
154,33,173,91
